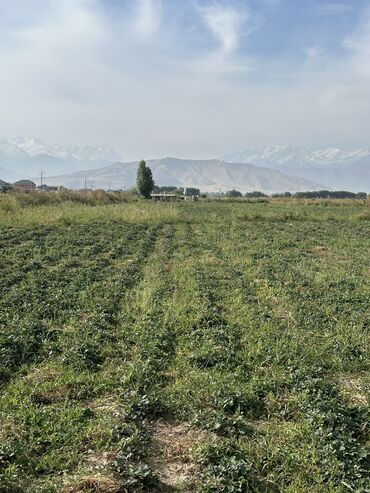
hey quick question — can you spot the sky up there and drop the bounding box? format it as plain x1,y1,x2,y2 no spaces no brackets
0,0,370,160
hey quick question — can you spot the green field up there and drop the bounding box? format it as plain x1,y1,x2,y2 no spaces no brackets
0,199,369,493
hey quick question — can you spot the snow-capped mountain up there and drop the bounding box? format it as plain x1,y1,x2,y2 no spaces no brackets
312,147,370,166
0,138,124,178
223,146,370,191
0,137,122,162
0,139,29,159
224,146,370,169
224,146,315,169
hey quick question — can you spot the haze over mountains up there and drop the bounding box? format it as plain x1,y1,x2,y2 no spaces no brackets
224,147,370,192
0,138,369,193
42,158,323,194
0,137,122,181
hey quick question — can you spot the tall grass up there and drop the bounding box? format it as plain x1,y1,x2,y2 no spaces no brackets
0,190,134,209
0,201,187,228
0,194,368,228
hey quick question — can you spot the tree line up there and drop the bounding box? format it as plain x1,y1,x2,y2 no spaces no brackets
273,190,368,199
224,189,368,199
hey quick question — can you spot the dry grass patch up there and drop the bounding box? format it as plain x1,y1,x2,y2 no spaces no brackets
63,476,122,493
112,257,135,270
312,245,330,253
87,451,116,471
90,396,122,414
338,375,369,408
148,421,206,489
24,365,61,384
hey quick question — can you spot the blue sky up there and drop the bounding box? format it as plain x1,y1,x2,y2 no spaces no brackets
0,0,370,159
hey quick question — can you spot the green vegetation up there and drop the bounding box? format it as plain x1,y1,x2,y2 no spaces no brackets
0,190,133,210
137,161,155,199
244,192,269,199
152,187,201,197
226,190,243,198
0,199,369,492
223,190,368,200
271,191,368,200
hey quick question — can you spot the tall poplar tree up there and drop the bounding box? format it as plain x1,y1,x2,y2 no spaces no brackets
136,160,155,199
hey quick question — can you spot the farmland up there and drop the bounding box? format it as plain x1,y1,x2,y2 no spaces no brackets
0,198,369,493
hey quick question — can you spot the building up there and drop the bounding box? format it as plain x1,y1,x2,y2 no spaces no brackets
151,192,199,202
13,180,37,193
37,184,59,193
151,193,178,202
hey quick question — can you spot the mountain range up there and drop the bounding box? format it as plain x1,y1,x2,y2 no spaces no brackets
42,158,323,193
0,138,369,192
224,146,370,192
0,137,123,180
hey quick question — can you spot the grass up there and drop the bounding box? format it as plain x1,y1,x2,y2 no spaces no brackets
0,194,369,228
0,198,185,228
0,199,369,492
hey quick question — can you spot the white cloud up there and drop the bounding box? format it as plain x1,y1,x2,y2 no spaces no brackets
305,46,324,60
201,5,245,56
0,0,369,159
343,8,370,78
197,2,259,72
134,0,162,39
0,0,108,100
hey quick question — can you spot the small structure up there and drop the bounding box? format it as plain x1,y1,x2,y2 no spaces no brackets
151,193,178,202
13,180,36,193
37,184,59,193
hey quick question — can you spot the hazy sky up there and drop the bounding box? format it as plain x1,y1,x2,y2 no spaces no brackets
1,0,370,159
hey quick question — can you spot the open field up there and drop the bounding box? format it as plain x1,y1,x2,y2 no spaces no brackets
0,200,369,492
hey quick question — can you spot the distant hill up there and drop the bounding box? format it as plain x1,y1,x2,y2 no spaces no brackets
44,157,325,193
224,146,370,192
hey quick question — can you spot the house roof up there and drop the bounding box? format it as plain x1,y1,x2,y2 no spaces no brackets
0,179,9,186
14,180,36,186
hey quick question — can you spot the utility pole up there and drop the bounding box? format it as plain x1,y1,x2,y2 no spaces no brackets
40,170,44,190
84,178,87,192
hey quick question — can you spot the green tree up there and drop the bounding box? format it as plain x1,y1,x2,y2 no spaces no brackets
356,192,367,199
136,160,155,199
226,189,242,198
245,191,268,198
